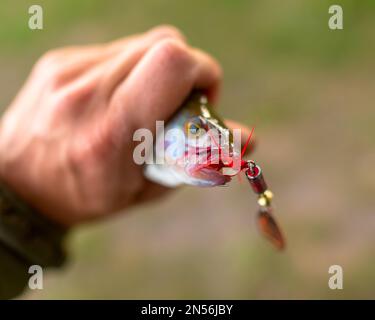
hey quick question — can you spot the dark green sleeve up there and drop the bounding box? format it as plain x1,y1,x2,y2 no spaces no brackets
0,181,67,299
0,242,30,299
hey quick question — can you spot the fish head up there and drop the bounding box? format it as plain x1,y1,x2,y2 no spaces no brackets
162,92,238,186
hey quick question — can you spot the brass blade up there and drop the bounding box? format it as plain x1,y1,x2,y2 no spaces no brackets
257,207,286,250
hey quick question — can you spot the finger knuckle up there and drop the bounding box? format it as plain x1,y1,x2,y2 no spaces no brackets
152,38,191,68
36,49,63,69
34,50,66,87
50,89,76,111
149,24,185,41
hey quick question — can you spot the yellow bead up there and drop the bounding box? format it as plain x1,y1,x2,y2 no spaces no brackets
264,190,273,200
258,196,268,207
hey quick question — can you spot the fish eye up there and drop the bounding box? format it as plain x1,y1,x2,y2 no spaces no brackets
186,122,201,135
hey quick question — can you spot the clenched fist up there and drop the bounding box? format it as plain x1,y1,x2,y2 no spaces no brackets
0,26,249,227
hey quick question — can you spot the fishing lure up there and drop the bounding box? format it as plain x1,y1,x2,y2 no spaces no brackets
144,92,285,250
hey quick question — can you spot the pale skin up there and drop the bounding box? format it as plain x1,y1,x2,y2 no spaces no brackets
0,26,254,227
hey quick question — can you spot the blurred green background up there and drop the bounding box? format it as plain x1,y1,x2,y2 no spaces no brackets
1,0,375,299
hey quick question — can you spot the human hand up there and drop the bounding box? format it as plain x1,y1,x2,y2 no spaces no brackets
0,25,252,227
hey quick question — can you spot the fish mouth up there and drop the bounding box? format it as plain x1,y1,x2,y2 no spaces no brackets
185,148,239,185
